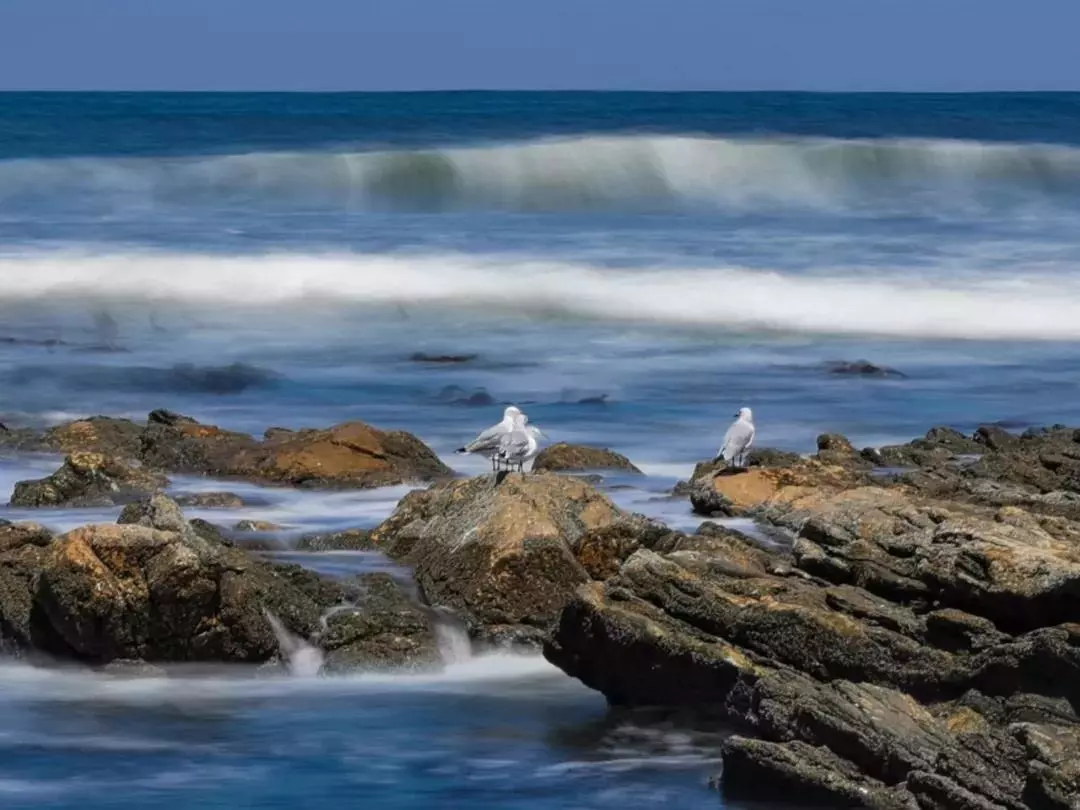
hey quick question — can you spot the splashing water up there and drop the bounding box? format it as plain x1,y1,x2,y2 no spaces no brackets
263,610,324,677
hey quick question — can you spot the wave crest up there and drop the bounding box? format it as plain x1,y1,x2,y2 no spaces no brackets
3,135,1080,213
3,251,1080,341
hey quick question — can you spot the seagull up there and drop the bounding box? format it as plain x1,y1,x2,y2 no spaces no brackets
498,413,545,473
456,406,524,471
716,407,755,468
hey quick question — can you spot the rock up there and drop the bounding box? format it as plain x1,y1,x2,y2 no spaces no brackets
0,522,53,553
10,453,167,508
370,472,635,636
141,414,451,488
435,385,495,406
31,507,331,663
974,424,1020,452
188,518,232,546
319,573,443,673
408,352,477,364
531,443,642,475
546,455,1080,809
690,461,867,518
0,522,55,654
823,359,907,378
42,416,144,457
815,433,867,466
295,529,376,552
139,415,260,475
234,520,285,533
173,491,249,509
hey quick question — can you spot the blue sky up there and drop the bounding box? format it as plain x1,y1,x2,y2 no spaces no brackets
2,0,1078,91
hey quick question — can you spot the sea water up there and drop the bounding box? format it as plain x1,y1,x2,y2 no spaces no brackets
2,91,1080,807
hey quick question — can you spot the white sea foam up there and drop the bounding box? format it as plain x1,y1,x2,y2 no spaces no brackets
2,250,1080,341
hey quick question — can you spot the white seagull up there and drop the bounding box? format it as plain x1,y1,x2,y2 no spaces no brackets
717,407,755,468
499,413,545,472
456,406,524,471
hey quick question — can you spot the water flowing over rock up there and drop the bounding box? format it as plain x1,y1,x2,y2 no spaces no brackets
10,452,167,507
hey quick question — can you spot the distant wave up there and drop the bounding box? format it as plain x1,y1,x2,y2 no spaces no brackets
2,135,1080,213
4,251,1080,341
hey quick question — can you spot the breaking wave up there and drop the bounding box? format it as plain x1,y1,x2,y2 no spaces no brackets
2,135,1080,213
4,251,1080,341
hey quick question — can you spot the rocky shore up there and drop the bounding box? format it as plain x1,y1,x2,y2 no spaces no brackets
1,411,1077,808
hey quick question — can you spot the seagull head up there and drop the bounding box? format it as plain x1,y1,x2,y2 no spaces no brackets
734,407,753,422
504,406,523,421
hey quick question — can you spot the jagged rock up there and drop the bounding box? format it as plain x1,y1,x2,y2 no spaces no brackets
29,496,332,663
234,520,284,533
370,472,637,636
319,573,443,673
173,491,249,509
532,443,642,474
295,529,376,552
43,416,144,457
546,465,1080,809
10,452,167,507
141,414,451,488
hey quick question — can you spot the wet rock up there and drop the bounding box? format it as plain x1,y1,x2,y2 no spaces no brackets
823,359,907,378
188,518,232,547
234,520,285,533
173,491,249,509
545,442,1080,810
140,413,451,488
974,424,1020,452
42,416,145,458
532,443,642,475
408,352,477,364
435,385,495,406
0,523,55,654
295,529,376,552
370,472,634,636
139,415,259,474
816,433,870,467
32,501,331,663
10,452,167,508
0,522,53,553
319,573,443,673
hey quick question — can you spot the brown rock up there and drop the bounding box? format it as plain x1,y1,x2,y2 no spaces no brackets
10,452,167,508
43,416,144,458
31,496,332,663
173,492,249,509
532,443,642,475
319,573,443,673
140,414,451,489
229,421,452,488
371,472,632,635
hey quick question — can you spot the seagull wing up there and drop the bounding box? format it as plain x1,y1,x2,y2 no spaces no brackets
462,422,506,456
719,420,754,462
498,425,531,464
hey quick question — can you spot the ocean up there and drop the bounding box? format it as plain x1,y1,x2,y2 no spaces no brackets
1,91,1079,807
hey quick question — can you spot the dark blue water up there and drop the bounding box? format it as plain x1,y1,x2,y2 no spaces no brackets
2,91,1080,808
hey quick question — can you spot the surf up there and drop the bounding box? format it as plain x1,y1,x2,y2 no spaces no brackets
3,250,1080,341
2,134,1080,214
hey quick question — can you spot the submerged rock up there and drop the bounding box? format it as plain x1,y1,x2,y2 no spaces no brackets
10,452,167,507
295,528,376,552
531,443,643,474
319,573,443,673
173,491,249,509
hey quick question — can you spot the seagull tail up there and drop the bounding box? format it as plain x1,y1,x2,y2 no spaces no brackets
455,447,469,454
